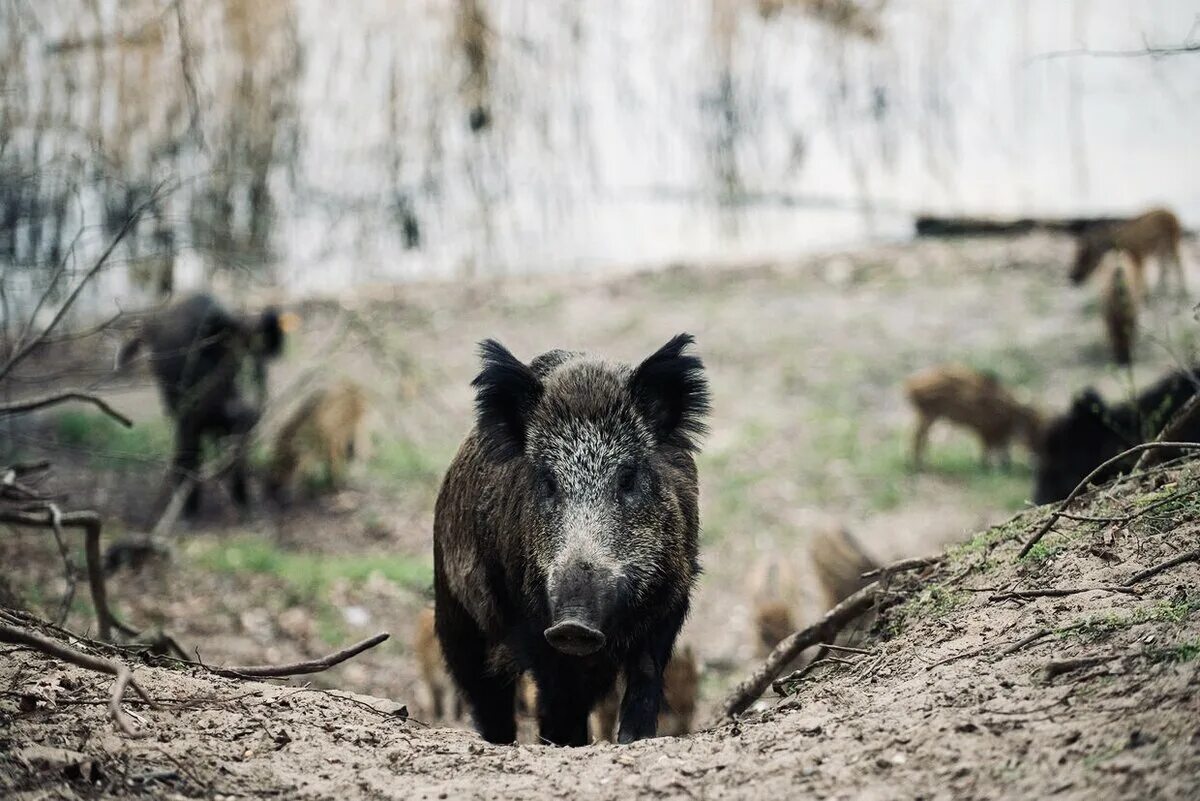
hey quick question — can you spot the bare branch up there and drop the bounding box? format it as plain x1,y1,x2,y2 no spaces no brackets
1134,394,1200,471
713,582,882,723
209,633,390,678
0,183,166,383
1018,442,1200,559
1124,547,1200,586
0,621,153,737
0,390,133,427
861,554,941,580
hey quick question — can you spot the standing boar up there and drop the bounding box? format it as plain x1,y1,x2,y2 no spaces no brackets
267,379,369,502
1070,207,1185,295
1101,255,1141,366
905,364,1043,470
810,525,877,612
433,335,708,746
1033,368,1200,504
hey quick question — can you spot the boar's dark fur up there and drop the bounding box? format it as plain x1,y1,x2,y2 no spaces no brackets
433,334,708,746
1033,368,1200,505
118,293,287,516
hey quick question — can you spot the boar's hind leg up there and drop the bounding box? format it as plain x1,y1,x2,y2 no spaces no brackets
434,590,517,744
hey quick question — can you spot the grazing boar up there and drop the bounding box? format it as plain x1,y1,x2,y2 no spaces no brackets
591,645,700,741
414,607,463,723
1101,256,1141,366
1070,207,1185,295
117,293,296,515
748,556,801,657
267,380,368,501
905,364,1043,469
433,335,709,746
810,525,877,612
1033,368,1200,504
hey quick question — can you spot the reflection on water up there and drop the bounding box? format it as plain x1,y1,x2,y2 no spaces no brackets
1,0,1198,320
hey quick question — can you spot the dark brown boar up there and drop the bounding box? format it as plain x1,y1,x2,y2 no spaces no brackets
1070,207,1184,294
433,335,709,746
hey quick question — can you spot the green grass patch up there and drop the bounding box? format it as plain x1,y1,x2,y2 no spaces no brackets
887,583,969,635
1058,599,1198,642
1145,638,1200,664
368,437,445,486
192,536,432,606
53,410,172,465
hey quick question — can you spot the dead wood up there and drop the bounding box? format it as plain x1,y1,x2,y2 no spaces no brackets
209,633,390,678
0,390,134,427
1124,547,1200,586
0,621,153,737
1018,442,1200,559
990,585,1140,602
860,554,941,580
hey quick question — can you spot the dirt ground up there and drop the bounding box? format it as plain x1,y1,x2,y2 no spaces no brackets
3,460,1199,799
3,233,1200,798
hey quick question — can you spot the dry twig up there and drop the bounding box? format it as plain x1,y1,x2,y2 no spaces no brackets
1018,442,1200,559
0,390,134,427
860,554,941,580
991,585,1140,602
1124,548,1200,586
0,621,154,737
209,633,390,678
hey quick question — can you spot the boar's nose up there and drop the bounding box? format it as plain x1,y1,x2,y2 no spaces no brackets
544,619,607,656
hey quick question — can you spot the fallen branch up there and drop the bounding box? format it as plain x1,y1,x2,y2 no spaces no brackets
209,633,390,678
0,622,154,737
991,585,1140,602
1043,655,1113,680
860,554,941,580
1018,442,1200,559
0,509,125,641
0,390,133,427
1124,547,1200,586
996,629,1051,658
714,582,882,722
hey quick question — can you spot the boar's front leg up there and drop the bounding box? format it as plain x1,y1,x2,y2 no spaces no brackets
434,586,517,744
617,613,684,744
533,657,616,747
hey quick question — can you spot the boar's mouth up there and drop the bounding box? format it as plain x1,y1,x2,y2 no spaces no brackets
544,619,607,656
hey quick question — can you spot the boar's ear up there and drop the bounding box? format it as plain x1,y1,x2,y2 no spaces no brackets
629,334,710,451
1072,388,1105,417
472,339,543,461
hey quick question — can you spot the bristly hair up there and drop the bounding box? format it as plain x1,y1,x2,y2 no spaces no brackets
628,333,710,452
472,339,544,462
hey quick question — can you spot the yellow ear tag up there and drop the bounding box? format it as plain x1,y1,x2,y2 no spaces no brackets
279,312,301,333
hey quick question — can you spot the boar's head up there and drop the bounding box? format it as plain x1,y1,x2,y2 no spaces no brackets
471,335,709,657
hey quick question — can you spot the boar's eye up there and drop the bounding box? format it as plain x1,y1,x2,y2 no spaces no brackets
538,469,559,501
616,464,639,498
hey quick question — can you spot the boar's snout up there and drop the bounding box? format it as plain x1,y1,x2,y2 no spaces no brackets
545,560,617,656
544,619,606,656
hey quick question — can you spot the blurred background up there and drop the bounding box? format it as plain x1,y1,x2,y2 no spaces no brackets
2,0,1200,727
2,0,1198,318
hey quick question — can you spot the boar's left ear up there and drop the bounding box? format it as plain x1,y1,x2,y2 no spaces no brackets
472,339,544,462
629,334,710,451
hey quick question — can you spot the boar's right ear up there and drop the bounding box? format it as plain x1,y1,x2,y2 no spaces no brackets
472,339,543,461
629,333,710,452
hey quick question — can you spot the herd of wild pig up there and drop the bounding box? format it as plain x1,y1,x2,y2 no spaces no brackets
110,206,1193,746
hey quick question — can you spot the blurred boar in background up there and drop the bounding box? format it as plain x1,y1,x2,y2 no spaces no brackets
749,557,800,657
116,293,295,516
1033,368,1200,504
592,645,699,741
433,334,709,746
905,364,1043,470
267,379,368,502
1070,207,1185,295
414,607,463,723
1101,256,1141,366
810,526,877,612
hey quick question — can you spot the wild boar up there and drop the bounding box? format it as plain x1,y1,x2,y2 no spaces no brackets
267,379,369,502
905,364,1043,469
591,645,700,741
749,556,801,657
414,606,463,723
433,335,709,746
810,525,877,612
1101,255,1141,366
116,293,296,515
1070,207,1185,295
1033,368,1200,504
